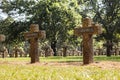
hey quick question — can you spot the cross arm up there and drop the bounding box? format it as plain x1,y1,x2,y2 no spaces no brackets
92,24,102,34
74,24,102,36
74,27,94,36
24,30,46,40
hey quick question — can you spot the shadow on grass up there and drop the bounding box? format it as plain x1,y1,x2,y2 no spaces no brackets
94,56,120,61
42,56,82,59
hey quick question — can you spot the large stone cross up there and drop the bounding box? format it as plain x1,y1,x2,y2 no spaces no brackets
74,17,102,64
24,24,46,63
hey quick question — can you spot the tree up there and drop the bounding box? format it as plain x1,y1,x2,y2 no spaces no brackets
94,0,120,56
0,16,14,34
1,0,81,55
78,0,120,56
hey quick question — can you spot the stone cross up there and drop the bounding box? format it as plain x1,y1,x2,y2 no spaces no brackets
24,24,46,63
74,17,102,64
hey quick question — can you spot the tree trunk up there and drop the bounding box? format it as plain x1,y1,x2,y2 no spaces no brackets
15,50,18,58
45,47,49,57
63,47,67,57
106,40,113,57
106,45,111,57
51,41,57,56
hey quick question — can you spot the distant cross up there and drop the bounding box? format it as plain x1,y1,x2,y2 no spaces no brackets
74,17,102,64
24,24,46,63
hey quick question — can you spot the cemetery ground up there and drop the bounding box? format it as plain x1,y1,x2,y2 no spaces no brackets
0,56,120,80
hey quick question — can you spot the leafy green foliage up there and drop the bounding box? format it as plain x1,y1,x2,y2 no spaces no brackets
78,0,120,42
0,16,14,34
5,21,29,44
0,0,81,47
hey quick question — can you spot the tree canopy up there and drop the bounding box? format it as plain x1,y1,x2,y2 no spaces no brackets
0,0,120,51
78,0,120,42
0,0,82,54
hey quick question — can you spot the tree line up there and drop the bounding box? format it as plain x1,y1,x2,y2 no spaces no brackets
0,0,120,56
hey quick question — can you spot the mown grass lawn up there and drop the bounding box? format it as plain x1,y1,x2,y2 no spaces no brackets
0,56,120,80
1,56,120,62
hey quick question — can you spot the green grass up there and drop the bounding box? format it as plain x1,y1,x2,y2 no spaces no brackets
0,56,120,80
94,56,120,61
0,64,120,80
1,56,120,62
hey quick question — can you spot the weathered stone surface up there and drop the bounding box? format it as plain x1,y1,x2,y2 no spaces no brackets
30,24,39,32
74,17,102,64
24,24,46,63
